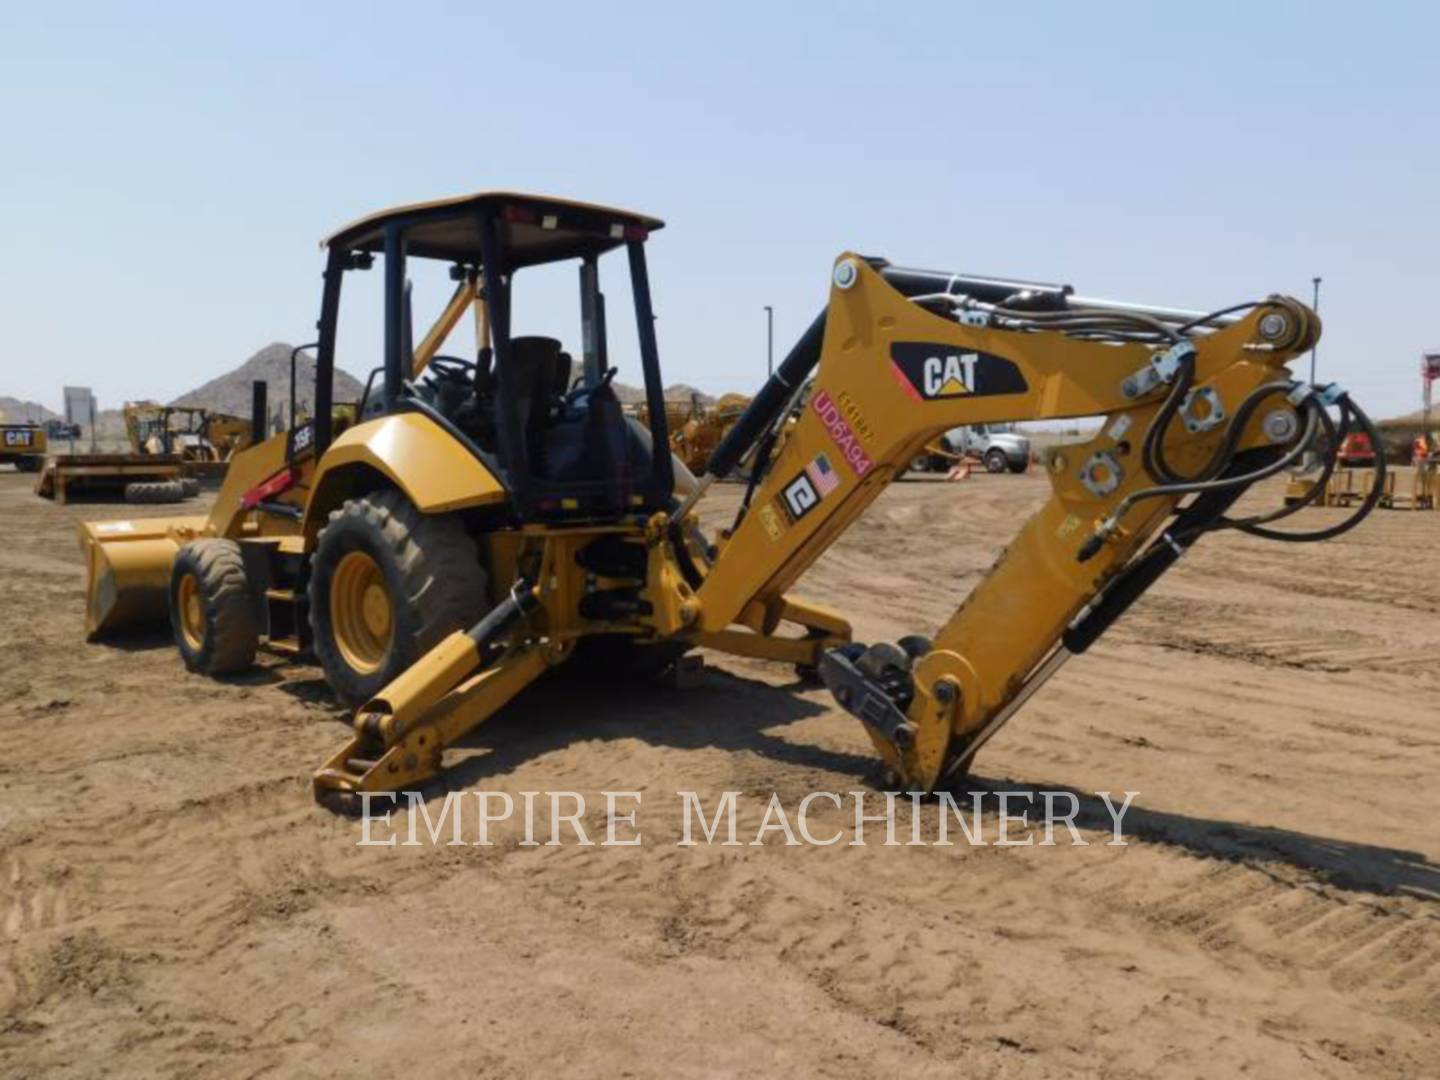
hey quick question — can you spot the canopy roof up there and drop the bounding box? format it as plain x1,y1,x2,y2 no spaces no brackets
323,191,665,268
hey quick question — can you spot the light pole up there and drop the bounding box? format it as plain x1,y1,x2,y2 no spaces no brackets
1309,276,1321,384
764,305,774,377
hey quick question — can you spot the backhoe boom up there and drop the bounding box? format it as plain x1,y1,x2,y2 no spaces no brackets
692,254,1333,790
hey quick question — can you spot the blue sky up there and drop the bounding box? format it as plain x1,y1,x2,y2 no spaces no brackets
1,1,1435,418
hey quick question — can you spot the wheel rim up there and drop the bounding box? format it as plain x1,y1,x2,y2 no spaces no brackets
331,550,392,675
177,573,204,650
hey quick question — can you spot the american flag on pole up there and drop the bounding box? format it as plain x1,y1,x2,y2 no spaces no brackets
805,452,840,496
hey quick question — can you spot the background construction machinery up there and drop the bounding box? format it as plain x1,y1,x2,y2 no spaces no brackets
35,396,257,504
1285,352,1438,511
0,416,47,473
637,391,752,475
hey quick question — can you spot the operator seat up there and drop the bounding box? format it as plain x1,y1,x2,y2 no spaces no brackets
508,336,564,466
503,337,655,507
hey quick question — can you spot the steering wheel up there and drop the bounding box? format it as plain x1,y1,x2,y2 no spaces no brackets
425,355,477,383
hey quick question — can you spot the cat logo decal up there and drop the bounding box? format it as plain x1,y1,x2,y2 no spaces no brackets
889,342,1028,401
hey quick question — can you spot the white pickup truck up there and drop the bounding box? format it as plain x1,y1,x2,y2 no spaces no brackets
912,423,1031,474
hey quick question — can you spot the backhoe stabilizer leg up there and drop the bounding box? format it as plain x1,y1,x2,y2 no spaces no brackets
313,582,542,810
354,629,489,742
313,645,551,810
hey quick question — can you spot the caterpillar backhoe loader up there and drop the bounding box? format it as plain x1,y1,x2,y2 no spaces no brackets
78,191,1383,809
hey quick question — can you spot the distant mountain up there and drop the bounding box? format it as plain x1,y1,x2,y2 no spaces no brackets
1385,408,1431,425
0,397,60,424
170,343,367,421
611,382,715,407
164,344,719,420
611,381,644,405
662,383,715,406
7,349,722,444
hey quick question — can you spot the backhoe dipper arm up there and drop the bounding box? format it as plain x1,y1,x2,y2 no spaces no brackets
693,255,1322,791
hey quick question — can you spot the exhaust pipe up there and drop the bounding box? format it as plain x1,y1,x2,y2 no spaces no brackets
251,380,268,443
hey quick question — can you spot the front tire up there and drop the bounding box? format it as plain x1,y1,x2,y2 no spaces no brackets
308,490,488,707
983,449,1008,474
170,539,259,674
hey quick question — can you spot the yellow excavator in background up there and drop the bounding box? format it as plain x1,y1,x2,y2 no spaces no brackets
637,392,752,475
77,191,1383,809
202,411,256,459
0,411,47,472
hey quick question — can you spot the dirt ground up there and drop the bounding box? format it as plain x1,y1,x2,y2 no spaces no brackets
0,466,1436,1078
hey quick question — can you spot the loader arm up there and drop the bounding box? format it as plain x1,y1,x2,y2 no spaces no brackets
692,255,1325,790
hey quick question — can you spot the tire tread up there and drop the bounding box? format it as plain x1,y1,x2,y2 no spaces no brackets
308,489,487,706
172,538,258,674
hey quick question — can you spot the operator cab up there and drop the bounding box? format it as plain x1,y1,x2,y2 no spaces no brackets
314,191,675,520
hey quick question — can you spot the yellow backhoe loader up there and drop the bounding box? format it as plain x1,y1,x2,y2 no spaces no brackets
78,191,1383,809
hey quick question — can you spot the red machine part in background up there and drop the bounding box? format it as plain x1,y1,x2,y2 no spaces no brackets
1422,353,1440,464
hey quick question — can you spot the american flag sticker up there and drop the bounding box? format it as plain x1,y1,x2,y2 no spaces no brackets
805,452,840,496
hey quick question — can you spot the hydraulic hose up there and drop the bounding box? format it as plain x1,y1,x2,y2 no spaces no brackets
1141,360,1199,484
1078,391,1323,563
707,311,826,481
1218,406,1342,530
1231,396,1385,543
1172,301,1264,336
733,373,813,526
1133,403,1319,507
993,308,1185,343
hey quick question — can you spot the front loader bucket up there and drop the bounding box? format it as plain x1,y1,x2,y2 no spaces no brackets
78,516,208,639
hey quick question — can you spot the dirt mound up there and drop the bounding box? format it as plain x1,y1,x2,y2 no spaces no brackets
169,343,366,421
164,345,711,417
611,381,716,406
0,397,60,424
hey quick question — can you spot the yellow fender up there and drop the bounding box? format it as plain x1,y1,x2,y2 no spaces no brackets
303,412,506,534
80,413,503,640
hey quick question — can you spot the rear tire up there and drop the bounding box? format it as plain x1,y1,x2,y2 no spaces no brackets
170,539,258,674
126,480,186,504
983,449,1008,474
308,489,488,708
179,477,201,498
15,455,43,473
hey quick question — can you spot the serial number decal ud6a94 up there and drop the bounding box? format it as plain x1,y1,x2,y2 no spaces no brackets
810,389,874,476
